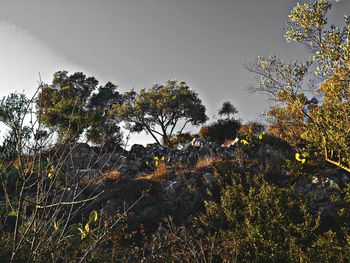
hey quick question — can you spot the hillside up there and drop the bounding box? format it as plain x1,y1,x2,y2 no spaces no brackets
2,0,350,262
2,131,350,262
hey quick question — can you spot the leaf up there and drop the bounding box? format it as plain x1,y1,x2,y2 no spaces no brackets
295,153,306,164
258,131,267,140
241,139,249,145
84,223,90,233
7,210,17,217
89,210,98,223
47,164,55,179
78,227,86,240
302,152,309,158
53,221,59,230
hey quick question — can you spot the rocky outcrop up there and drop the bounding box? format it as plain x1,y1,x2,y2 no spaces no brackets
50,141,350,225
79,167,216,231
295,172,350,216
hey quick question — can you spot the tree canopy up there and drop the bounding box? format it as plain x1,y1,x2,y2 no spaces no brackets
113,80,208,147
37,71,123,146
218,101,238,119
86,82,123,147
247,0,350,172
0,92,32,159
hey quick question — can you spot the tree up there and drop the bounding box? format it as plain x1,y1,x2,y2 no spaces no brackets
0,92,32,159
113,80,208,147
37,71,123,146
0,90,140,262
86,82,123,148
37,71,97,143
218,101,238,119
0,92,30,136
199,101,240,144
246,0,350,172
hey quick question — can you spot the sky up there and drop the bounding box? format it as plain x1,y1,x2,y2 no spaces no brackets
0,0,349,146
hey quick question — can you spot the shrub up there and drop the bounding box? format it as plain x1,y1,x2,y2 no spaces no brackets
238,121,265,137
135,160,350,262
198,161,350,262
199,118,241,144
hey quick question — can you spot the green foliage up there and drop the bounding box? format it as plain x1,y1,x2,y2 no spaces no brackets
0,162,20,197
295,152,309,164
86,82,123,148
201,164,318,261
0,92,30,131
37,71,98,142
113,80,208,147
199,119,241,144
247,0,350,173
130,160,350,262
0,93,32,159
146,155,170,169
199,102,240,144
3,2,350,261
37,71,123,146
78,210,99,240
218,101,238,119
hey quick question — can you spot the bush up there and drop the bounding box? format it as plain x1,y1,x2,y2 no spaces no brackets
135,160,350,262
199,119,241,144
238,121,265,137
201,161,350,262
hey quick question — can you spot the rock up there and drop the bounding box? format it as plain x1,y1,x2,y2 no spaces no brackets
311,176,320,184
140,205,162,220
103,198,120,217
341,173,350,185
54,143,97,170
221,137,239,147
295,176,342,216
161,178,182,201
129,144,146,157
190,137,207,147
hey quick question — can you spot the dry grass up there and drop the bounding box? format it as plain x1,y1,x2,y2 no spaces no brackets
195,155,220,172
103,169,122,182
82,169,122,184
140,155,222,182
137,154,223,182
221,138,238,147
137,162,169,182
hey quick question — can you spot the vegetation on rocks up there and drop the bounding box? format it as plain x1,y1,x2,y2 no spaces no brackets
1,0,350,262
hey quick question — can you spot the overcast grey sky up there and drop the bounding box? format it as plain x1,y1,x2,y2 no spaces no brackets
0,0,349,145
